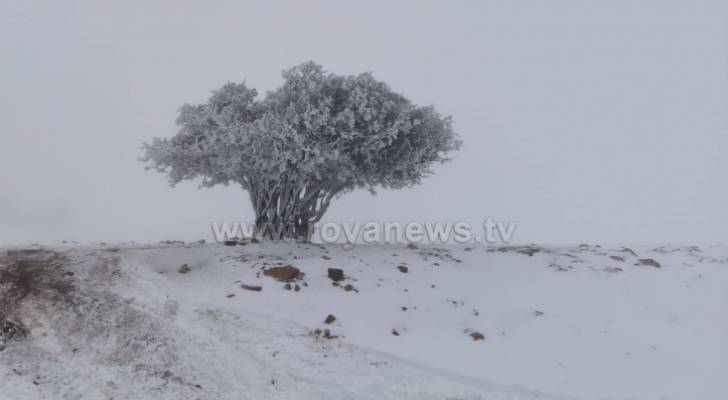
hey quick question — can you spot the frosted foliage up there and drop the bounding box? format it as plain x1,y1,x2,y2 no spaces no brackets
142,62,461,239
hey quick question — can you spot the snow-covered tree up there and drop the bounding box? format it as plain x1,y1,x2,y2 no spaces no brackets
142,62,461,240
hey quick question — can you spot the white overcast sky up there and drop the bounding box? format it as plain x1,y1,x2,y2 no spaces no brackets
1,0,727,245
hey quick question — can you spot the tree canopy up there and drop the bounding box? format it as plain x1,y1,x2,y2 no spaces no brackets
142,62,461,240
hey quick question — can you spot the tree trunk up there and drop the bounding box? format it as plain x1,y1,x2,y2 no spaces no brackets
250,180,341,242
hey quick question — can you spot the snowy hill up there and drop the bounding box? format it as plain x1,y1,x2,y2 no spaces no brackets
1,242,725,399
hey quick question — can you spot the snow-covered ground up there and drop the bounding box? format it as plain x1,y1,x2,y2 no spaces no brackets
1,242,726,399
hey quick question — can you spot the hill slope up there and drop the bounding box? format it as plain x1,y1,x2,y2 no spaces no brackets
1,242,725,399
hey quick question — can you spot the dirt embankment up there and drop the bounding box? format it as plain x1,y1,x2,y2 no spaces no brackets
0,249,74,350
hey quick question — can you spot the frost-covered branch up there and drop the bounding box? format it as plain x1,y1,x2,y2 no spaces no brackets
142,61,461,241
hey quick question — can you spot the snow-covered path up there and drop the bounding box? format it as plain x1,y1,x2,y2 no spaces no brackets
1,243,725,399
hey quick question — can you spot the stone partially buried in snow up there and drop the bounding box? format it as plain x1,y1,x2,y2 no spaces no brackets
637,258,662,268
241,284,262,292
263,265,302,281
328,268,344,282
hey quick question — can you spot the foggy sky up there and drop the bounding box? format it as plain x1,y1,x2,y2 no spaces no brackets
1,0,727,245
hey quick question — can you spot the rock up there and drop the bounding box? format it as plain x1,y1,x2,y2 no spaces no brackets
324,314,336,324
610,255,625,262
344,284,354,292
178,264,190,273
621,247,638,257
603,266,623,273
294,284,300,292
397,265,408,273
241,284,262,292
312,329,336,339
328,268,344,282
223,240,238,246
533,310,544,316
498,246,540,256
263,265,302,281
406,243,418,250
637,258,661,268
321,255,332,260
470,331,485,341
391,329,400,336
516,247,540,256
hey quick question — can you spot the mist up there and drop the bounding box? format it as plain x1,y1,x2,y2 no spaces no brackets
1,0,726,245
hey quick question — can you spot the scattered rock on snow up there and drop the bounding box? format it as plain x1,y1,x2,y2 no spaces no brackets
637,258,662,268
498,246,540,256
469,331,485,341
178,264,191,273
533,310,544,316
610,255,625,262
406,243,418,250
391,329,400,336
311,328,336,339
324,314,336,324
263,265,302,281
550,262,572,271
241,284,263,292
397,265,408,273
603,266,623,273
328,268,345,282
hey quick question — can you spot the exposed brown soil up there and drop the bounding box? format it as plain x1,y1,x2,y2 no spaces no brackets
0,249,75,348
